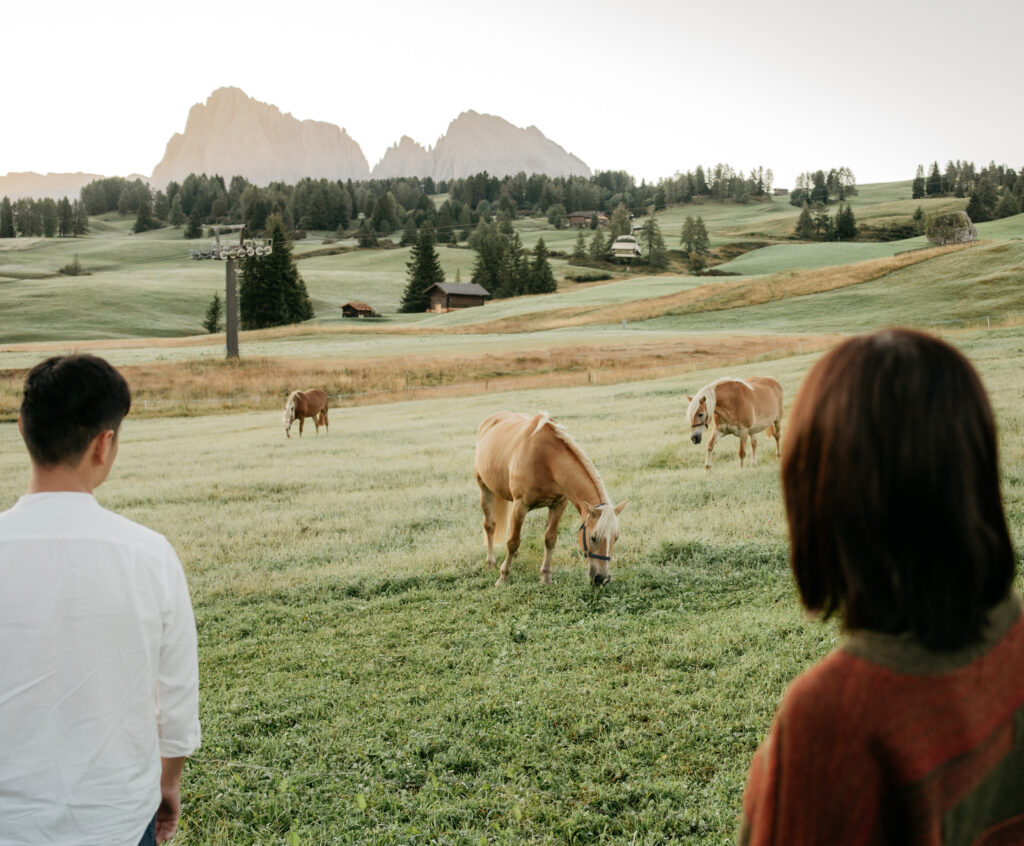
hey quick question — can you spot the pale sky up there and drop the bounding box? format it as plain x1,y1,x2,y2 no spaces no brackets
3,0,1021,190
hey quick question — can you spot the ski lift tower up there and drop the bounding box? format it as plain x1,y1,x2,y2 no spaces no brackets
189,225,273,359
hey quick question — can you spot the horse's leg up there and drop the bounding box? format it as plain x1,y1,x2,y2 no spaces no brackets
738,431,748,469
749,431,758,466
477,478,498,569
298,416,305,437
540,499,568,585
772,418,782,457
497,500,529,587
704,428,720,474
321,408,328,435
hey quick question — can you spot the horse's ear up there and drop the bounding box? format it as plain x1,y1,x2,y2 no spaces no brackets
583,501,596,516
613,500,627,516
686,395,692,402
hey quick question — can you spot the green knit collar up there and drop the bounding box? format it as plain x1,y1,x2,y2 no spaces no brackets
840,593,1022,676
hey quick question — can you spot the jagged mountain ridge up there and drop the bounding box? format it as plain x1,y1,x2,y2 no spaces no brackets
149,87,370,187
2,88,593,197
370,111,592,181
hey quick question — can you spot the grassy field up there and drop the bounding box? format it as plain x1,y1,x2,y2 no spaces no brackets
1,325,1022,845
2,186,1024,843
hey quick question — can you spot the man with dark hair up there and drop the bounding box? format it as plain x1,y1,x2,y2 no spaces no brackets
0,354,200,846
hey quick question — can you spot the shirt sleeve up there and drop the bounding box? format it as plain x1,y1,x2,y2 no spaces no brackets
155,543,201,757
738,661,884,845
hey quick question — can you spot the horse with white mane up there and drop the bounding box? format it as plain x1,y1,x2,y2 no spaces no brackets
686,377,783,473
283,389,329,438
474,412,627,586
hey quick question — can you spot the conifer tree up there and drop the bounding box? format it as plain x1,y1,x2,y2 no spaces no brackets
202,292,223,333
400,224,444,313
641,217,669,271
588,229,606,262
573,229,587,260
0,197,14,238
528,238,557,294
794,203,815,239
239,215,313,329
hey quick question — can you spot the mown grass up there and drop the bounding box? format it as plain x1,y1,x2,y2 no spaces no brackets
1,326,1022,844
646,240,1024,335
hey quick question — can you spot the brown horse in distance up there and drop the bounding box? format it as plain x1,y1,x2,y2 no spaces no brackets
283,389,329,438
474,411,626,586
686,377,783,472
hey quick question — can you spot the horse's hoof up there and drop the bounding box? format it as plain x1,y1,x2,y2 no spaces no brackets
495,575,510,587
540,574,552,585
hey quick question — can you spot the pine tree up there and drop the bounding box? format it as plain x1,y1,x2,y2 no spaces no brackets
184,207,202,239
0,197,15,238
680,216,696,253
692,217,710,256
399,215,418,246
528,237,557,293
239,215,313,329
400,224,445,313
794,203,815,239
833,204,858,240
169,195,185,228
641,217,669,271
588,229,606,262
57,198,73,237
133,193,155,233
202,292,223,333
356,217,377,247
912,165,926,200
573,229,587,260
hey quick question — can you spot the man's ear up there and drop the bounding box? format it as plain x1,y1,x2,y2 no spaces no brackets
92,428,118,467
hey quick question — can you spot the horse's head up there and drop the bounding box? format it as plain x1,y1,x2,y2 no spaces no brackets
579,501,627,586
686,393,711,445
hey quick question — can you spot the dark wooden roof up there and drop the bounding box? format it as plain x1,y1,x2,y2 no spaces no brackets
341,302,375,311
424,283,491,298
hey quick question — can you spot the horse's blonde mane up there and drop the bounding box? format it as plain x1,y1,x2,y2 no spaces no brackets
532,413,611,506
283,390,300,424
686,378,750,423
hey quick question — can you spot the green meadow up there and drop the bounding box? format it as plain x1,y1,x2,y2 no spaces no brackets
1,189,1024,843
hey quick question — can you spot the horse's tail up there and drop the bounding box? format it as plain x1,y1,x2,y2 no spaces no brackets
492,496,511,544
765,423,776,439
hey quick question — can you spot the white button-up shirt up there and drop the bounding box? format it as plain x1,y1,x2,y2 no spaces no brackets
0,493,201,846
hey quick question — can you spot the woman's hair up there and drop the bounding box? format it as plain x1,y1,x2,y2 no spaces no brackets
781,328,1014,649
20,354,131,467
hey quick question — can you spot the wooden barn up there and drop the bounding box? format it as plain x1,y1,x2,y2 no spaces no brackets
424,282,491,313
568,210,610,229
340,302,378,318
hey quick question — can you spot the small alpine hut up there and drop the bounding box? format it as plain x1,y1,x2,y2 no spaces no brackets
611,235,643,261
424,282,491,313
568,210,610,229
340,302,378,318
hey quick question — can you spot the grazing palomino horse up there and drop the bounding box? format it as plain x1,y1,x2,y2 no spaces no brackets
283,389,329,438
686,377,783,473
474,411,627,586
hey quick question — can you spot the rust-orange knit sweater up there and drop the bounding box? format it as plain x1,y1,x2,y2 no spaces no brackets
740,594,1024,845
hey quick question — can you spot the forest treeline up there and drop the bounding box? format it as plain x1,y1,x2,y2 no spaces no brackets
912,161,1023,222
1,164,776,241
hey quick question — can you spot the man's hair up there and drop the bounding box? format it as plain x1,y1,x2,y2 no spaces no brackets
20,354,131,467
781,328,1014,650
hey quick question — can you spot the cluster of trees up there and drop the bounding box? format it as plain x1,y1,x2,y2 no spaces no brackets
789,168,858,206
912,161,1023,223
467,221,558,299
0,196,89,238
237,215,313,330
794,203,858,241
679,216,711,272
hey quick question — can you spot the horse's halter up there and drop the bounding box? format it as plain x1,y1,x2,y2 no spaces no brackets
579,504,611,562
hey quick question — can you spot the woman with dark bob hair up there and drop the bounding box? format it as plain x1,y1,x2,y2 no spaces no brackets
740,328,1023,845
